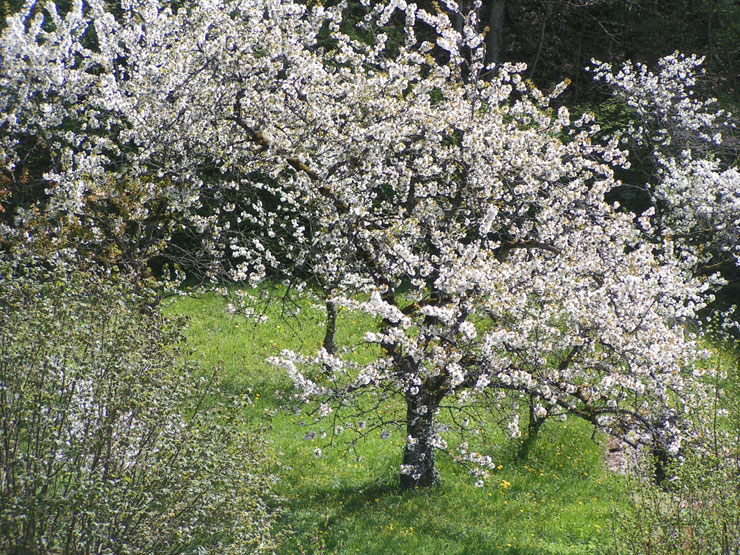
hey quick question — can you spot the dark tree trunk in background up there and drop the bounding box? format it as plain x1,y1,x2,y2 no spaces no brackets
485,0,506,68
529,0,554,80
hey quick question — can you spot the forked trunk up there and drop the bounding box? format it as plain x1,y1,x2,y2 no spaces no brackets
400,388,442,490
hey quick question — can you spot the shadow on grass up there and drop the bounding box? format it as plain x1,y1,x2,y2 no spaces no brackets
278,475,552,554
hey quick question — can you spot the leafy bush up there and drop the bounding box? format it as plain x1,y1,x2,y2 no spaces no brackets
613,342,740,555
0,253,279,554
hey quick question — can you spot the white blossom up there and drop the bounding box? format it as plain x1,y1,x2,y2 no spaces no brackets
1,0,723,488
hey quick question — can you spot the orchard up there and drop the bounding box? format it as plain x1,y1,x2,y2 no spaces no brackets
1,0,739,552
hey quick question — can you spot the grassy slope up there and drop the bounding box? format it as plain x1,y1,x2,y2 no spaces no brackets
167,291,625,554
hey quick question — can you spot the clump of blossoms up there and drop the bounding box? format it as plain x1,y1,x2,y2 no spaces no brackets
0,0,719,489
590,53,740,273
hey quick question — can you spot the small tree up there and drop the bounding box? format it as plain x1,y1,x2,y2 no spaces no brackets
0,0,720,489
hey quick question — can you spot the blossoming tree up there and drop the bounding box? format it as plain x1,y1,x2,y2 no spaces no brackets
590,54,740,276
0,0,721,488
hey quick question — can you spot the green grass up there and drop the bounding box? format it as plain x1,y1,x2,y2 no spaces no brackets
166,289,625,554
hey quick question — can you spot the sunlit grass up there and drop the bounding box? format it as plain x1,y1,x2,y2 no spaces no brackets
167,288,625,554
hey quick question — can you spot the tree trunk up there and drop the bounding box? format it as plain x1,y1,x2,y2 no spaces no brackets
527,393,546,438
485,0,506,68
528,0,554,80
651,444,669,486
400,387,442,490
518,394,546,459
323,298,337,355
454,9,463,36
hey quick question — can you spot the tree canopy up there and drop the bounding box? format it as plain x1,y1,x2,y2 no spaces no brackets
1,0,738,489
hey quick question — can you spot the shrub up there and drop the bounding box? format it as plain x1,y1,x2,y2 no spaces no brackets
0,253,278,554
612,342,740,555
